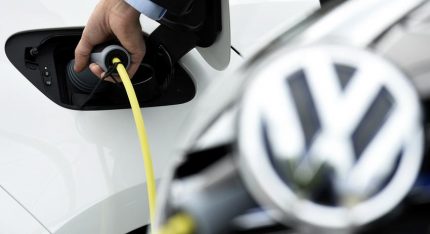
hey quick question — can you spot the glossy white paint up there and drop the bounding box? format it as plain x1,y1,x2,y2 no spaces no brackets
0,1,241,233
0,187,49,233
0,0,318,233
230,0,320,56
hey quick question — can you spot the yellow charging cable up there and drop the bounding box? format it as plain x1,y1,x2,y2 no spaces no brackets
158,213,196,234
113,58,157,233
114,58,195,234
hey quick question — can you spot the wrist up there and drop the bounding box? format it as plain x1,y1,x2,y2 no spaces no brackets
125,0,166,20
111,0,141,22
119,0,141,18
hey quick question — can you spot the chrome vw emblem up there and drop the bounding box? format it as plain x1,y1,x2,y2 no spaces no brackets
238,45,423,229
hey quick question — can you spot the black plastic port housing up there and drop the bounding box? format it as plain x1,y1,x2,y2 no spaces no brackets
5,28,196,110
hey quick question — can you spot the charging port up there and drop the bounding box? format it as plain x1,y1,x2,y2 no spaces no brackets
5,28,196,110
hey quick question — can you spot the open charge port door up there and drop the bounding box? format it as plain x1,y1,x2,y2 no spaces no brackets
5,28,196,110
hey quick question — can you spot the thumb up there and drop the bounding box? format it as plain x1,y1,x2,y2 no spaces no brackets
89,63,105,79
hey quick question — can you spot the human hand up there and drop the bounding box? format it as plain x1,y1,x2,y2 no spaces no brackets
74,0,145,80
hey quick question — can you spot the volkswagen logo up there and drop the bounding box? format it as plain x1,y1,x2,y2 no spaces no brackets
237,45,424,229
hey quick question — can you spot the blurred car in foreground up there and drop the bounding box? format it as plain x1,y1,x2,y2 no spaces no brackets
154,0,430,233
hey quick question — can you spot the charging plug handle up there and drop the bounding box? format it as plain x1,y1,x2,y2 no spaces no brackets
90,45,130,72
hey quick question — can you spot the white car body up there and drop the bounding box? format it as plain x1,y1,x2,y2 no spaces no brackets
0,0,319,233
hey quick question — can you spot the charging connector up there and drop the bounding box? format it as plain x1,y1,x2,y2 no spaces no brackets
91,45,130,72
67,45,130,94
